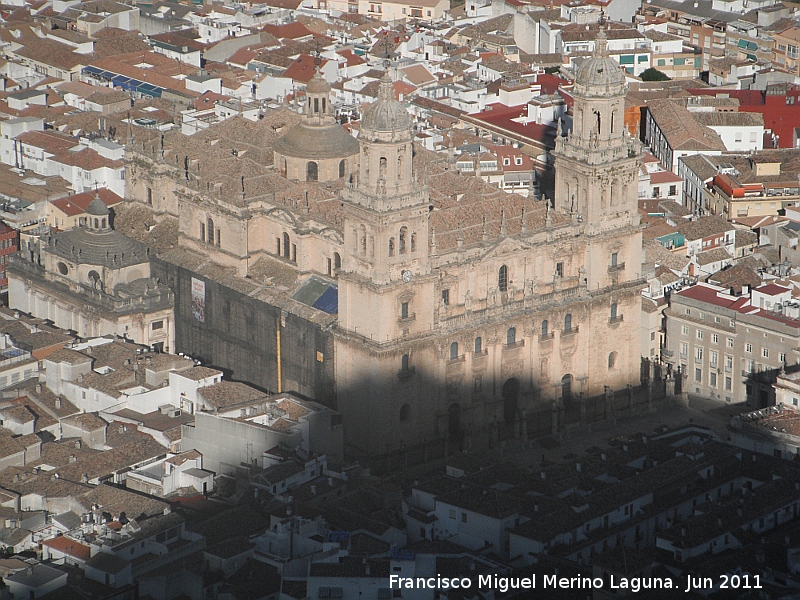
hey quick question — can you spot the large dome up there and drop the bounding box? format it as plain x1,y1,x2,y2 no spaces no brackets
574,28,626,94
274,122,359,160
360,72,412,141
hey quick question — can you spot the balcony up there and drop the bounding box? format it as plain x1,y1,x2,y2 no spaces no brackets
608,315,624,325
398,366,415,381
398,313,416,325
680,352,688,360
504,340,525,350
539,332,555,342
662,349,674,358
562,326,579,337
608,262,626,273
724,365,732,373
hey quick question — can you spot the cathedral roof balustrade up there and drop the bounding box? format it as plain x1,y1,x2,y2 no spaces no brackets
8,258,174,315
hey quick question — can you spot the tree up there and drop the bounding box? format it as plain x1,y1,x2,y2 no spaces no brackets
640,67,671,82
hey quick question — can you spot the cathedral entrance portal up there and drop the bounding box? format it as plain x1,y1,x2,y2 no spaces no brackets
561,374,573,404
502,378,520,425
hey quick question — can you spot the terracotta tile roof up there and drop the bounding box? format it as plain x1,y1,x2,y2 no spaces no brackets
262,22,314,40
14,38,86,71
50,188,123,217
42,536,91,561
198,381,267,409
282,54,330,83
647,99,727,152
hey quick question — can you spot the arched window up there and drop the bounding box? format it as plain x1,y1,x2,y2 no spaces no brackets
498,265,508,292
216,229,221,247
334,252,341,270
389,237,395,257
608,351,618,370
410,232,417,252
207,218,214,244
450,342,459,360
401,353,409,371
306,161,318,182
564,313,573,332
397,155,403,179
379,156,387,180
339,159,346,178
359,225,367,255
399,227,407,254
200,222,205,241
507,327,516,345
541,319,549,338
610,302,618,320
283,232,290,258
399,403,411,422
474,337,482,354
94,218,99,229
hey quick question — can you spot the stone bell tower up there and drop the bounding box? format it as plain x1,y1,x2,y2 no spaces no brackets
337,72,433,342
553,27,642,291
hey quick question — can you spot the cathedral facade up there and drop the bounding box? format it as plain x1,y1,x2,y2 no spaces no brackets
126,35,643,456
334,34,643,455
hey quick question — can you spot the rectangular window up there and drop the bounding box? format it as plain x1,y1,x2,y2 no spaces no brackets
725,377,732,391
441,289,450,305
696,347,703,361
727,338,734,348
669,185,677,196
682,325,689,335
747,360,754,373
763,347,769,358
780,353,786,363
556,262,563,278
611,252,618,267
710,350,718,365
710,372,717,387
695,368,702,382
726,355,733,369
746,343,752,353
401,302,409,319
151,320,164,330
685,308,691,315
697,330,703,340
461,513,467,523
712,334,718,343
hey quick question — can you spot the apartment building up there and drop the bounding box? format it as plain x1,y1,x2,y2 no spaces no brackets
665,282,800,405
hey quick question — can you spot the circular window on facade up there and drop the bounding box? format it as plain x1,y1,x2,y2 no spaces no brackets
57,262,68,275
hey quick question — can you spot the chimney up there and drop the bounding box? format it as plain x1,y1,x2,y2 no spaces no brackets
55,398,62,409
35,384,42,394
74,440,81,449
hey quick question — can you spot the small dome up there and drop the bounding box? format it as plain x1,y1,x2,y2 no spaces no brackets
574,29,626,94
360,72,412,141
306,70,330,95
86,195,109,216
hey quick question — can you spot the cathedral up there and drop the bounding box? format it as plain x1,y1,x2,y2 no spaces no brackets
127,31,643,456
